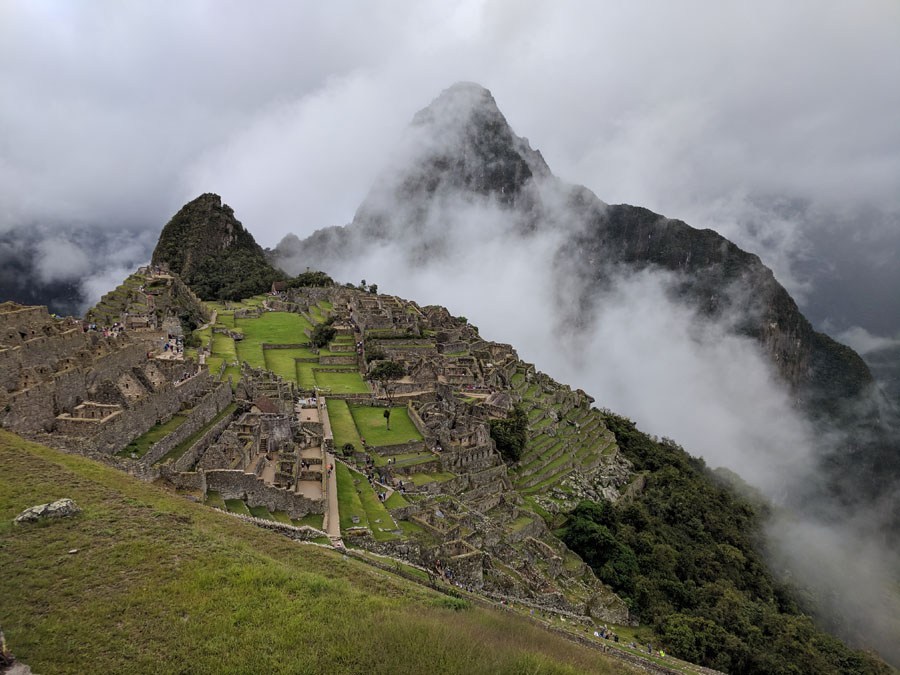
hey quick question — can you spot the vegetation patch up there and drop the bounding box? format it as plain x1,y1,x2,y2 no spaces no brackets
335,461,367,531
348,404,423,447
117,414,188,459
155,403,237,466
234,312,312,370
560,412,889,675
325,399,364,454
224,498,251,516
313,369,369,394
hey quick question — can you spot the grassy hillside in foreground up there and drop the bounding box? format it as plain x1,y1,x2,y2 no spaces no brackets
0,431,636,675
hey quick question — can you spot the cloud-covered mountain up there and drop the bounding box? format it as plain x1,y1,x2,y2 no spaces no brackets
275,82,900,661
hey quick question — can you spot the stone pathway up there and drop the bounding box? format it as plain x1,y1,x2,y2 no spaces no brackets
323,450,342,546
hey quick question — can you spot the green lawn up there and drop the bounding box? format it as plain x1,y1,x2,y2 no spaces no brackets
326,399,364,453
203,490,226,509
335,461,367,531
348,405,423,447
0,430,634,675
117,414,188,458
211,332,237,360
235,311,312,370
407,472,456,486
385,491,409,509
296,361,319,388
294,512,325,529
353,471,400,541
264,347,317,384
313,370,370,394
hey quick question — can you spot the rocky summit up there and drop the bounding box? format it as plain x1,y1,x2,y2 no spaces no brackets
152,193,283,301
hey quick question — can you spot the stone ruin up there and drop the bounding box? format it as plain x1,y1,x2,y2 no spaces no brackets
0,282,638,623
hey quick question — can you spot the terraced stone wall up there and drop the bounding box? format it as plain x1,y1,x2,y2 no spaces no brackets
142,381,233,466
206,469,324,518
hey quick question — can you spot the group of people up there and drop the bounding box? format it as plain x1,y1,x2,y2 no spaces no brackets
83,321,125,338
162,334,184,356
594,626,620,643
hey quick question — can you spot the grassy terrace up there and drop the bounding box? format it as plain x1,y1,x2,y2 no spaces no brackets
116,413,188,458
235,311,312,370
348,404,423,447
314,369,369,394
155,403,238,467
407,471,456,486
1,430,636,674
264,347,317,384
335,461,367,530
326,399,364,453
350,466,400,541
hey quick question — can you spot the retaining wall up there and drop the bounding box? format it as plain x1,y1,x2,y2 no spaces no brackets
206,470,324,518
142,381,233,466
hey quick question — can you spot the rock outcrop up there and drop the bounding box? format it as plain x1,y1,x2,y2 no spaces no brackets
14,498,80,523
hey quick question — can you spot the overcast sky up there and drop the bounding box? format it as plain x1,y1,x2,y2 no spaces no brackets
2,0,899,339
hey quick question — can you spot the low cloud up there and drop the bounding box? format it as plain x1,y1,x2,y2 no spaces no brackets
835,326,900,356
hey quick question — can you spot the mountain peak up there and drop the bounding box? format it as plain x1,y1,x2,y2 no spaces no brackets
410,81,499,128
151,193,282,300
350,83,550,237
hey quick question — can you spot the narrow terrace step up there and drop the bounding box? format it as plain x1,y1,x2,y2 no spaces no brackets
515,440,569,480
517,450,577,489
519,464,576,494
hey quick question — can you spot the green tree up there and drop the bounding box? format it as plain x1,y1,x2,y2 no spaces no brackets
489,404,527,462
310,318,337,349
367,360,406,405
287,270,334,288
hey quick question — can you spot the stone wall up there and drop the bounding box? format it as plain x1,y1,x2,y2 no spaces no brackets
158,466,206,491
206,470,324,518
141,381,233,466
319,355,357,366
369,440,426,456
66,370,214,456
0,303,47,329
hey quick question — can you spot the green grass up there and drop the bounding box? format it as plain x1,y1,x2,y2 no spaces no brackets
294,512,325,529
264,347,317,384
510,515,534,533
155,403,238,467
407,472,456,486
211,332,237,360
204,490,226,509
313,369,370,394
351,469,400,541
272,510,293,525
249,505,275,520
224,498,251,515
234,311,312,370
348,405,423,447
384,491,409,509
335,461,367,531
326,399,364,453
0,430,635,675
117,414,188,458
296,361,318,388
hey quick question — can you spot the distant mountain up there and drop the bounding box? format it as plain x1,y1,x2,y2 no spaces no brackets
152,193,283,301
275,82,897,525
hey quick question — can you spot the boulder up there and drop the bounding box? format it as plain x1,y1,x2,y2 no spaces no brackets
14,498,80,524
